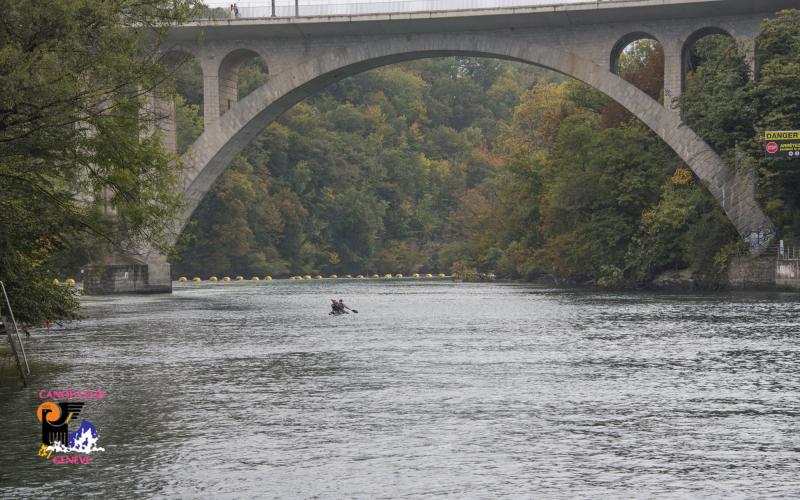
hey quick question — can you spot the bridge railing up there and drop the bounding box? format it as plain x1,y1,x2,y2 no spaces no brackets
199,0,594,19
742,242,800,260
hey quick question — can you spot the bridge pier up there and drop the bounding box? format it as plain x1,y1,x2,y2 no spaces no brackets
83,253,172,295
663,40,683,112
82,88,178,295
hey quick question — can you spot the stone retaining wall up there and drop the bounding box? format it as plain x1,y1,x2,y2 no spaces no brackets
776,260,800,289
84,263,172,295
729,256,800,290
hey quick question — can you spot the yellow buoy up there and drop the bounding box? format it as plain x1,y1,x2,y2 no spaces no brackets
223,276,231,282
412,273,420,278
303,275,311,280
52,279,61,285
344,274,352,279
265,276,272,281
329,274,338,279
372,274,380,278
210,276,218,282
438,273,446,278
395,273,403,278
384,273,392,279
314,275,322,280
356,274,364,279
251,276,260,281
178,277,187,283
425,273,433,278
65,278,76,285
193,277,201,282
235,276,244,281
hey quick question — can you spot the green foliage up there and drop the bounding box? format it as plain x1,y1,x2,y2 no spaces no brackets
679,10,800,245
176,95,204,154
175,58,538,277
0,0,195,323
681,34,751,153
751,10,800,244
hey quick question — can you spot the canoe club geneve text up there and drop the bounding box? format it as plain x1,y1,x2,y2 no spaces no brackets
38,389,106,400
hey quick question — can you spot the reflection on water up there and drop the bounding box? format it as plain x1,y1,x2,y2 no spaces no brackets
1,281,799,497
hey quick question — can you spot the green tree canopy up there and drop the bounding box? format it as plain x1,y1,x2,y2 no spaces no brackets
0,0,196,323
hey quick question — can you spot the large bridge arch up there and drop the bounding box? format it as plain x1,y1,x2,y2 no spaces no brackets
172,33,773,248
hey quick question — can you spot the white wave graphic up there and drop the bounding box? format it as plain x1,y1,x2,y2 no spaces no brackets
46,426,105,455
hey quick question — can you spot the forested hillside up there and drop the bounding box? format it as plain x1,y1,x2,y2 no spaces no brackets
173,58,554,277
174,10,800,287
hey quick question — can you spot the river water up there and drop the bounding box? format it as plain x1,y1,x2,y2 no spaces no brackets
1,281,799,498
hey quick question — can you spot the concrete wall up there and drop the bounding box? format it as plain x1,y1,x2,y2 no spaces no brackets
729,257,800,290
84,263,172,295
776,260,800,289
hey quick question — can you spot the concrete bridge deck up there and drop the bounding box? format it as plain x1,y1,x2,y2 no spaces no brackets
174,0,797,38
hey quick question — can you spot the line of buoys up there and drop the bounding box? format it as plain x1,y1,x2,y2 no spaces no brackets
51,278,82,286
176,272,448,283
178,275,284,282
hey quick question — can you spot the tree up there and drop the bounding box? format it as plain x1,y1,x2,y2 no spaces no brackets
0,0,196,323
750,10,800,244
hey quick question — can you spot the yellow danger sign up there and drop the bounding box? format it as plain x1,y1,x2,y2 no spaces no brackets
765,131,800,140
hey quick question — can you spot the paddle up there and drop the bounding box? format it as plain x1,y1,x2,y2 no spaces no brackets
331,298,358,314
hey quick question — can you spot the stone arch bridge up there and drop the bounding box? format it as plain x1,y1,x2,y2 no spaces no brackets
86,0,793,293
